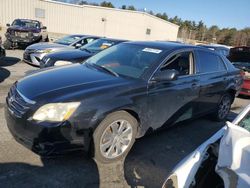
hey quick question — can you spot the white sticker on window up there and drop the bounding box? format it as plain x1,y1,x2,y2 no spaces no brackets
142,48,162,54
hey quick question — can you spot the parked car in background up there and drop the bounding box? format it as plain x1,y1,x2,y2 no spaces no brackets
40,38,126,68
4,19,48,49
0,36,6,58
5,42,242,163
197,44,230,57
162,104,250,188
23,35,99,67
228,46,250,96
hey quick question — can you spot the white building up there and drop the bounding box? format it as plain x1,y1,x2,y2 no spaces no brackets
0,0,179,41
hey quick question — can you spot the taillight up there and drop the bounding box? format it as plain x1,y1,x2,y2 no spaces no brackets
240,70,245,78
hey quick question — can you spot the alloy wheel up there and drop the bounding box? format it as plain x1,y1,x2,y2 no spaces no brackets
100,120,133,159
218,95,231,120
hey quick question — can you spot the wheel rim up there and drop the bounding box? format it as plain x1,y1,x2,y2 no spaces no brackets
100,120,133,159
218,96,231,119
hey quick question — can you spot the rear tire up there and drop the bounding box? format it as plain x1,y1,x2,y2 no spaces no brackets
93,111,138,163
212,93,233,121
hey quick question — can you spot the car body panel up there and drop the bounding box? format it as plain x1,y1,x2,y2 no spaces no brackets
163,104,250,188
23,35,99,66
5,19,48,45
40,38,127,68
5,42,243,156
228,46,250,96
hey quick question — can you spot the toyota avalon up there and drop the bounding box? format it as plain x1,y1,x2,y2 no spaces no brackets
5,42,243,163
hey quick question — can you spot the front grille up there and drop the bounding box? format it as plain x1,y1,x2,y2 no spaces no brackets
6,86,35,118
15,31,29,38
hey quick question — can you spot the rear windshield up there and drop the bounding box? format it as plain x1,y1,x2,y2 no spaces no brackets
229,47,250,62
12,19,40,28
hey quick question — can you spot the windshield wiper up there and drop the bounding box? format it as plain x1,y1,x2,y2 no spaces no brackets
88,63,119,77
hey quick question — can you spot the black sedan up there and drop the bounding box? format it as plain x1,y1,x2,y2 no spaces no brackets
5,42,243,163
40,38,126,68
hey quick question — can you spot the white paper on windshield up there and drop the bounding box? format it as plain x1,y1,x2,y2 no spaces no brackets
142,48,162,54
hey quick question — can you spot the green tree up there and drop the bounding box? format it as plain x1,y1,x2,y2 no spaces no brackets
127,5,136,11
100,1,114,8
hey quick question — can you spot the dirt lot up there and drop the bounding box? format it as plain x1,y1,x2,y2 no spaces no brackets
0,50,249,188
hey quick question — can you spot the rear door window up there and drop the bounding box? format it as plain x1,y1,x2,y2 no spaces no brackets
197,50,226,73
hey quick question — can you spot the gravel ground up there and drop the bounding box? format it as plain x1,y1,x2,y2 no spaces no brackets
0,49,249,188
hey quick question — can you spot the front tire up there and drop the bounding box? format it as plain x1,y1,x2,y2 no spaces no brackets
3,39,12,49
93,111,138,163
213,93,232,121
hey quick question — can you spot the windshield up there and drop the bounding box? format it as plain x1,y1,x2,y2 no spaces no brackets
55,35,82,45
238,111,250,132
12,19,40,28
80,39,118,53
85,43,164,79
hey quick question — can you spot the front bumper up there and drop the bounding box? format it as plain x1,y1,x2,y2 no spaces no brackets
5,104,88,156
23,50,46,66
6,33,41,44
0,46,6,58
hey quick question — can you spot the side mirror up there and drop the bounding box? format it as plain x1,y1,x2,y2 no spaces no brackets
42,26,47,29
75,43,82,48
152,69,179,82
6,23,10,27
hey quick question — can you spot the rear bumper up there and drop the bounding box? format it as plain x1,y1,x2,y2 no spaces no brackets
240,79,250,96
5,105,90,156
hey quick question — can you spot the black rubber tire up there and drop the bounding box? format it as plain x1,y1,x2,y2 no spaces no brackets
3,40,12,49
93,111,138,163
44,36,49,42
212,93,233,122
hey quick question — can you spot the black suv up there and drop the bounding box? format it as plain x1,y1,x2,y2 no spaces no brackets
5,42,243,163
4,19,48,49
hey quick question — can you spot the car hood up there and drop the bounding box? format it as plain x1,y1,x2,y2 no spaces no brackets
16,64,130,101
26,42,73,50
45,49,92,61
8,26,40,33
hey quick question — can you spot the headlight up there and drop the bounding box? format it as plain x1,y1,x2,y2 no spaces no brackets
33,102,80,122
36,49,52,53
54,60,73,66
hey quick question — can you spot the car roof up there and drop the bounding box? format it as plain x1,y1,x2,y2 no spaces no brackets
198,44,229,50
15,18,40,23
97,38,128,43
124,41,198,51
